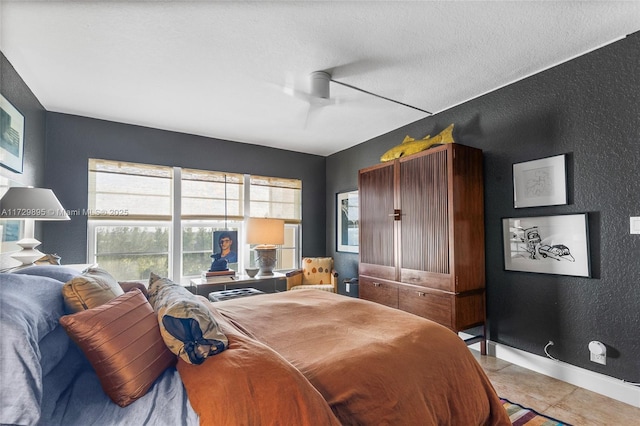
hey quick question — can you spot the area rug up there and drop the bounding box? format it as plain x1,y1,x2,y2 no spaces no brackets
501,398,572,425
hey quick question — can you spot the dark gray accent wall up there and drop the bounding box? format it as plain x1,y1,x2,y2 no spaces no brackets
43,113,326,262
0,53,47,188
0,52,47,244
327,32,640,382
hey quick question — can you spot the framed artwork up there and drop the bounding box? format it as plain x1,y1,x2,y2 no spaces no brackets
0,178,25,270
0,94,25,173
513,154,566,208
212,230,238,264
337,190,359,253
502,213,590,277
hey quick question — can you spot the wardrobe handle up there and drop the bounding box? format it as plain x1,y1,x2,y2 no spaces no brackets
387,209,402,220
373,282,381,287
417,291,426,297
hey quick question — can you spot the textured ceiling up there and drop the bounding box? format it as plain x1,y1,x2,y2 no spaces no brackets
1,1,639,156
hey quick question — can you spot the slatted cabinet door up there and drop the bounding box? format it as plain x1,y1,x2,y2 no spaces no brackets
358,161,396,282
399,148,452,291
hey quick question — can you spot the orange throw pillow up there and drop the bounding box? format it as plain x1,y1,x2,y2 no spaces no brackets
59,289,176,407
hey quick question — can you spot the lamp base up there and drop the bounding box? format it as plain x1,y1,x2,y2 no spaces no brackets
11,238,44,266
255,247,277,276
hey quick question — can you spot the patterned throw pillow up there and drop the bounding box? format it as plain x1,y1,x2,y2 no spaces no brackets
148,273,228,365
61,267,124,313
301,257,333,285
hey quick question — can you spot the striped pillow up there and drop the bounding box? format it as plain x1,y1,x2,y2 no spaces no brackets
59,289,175,407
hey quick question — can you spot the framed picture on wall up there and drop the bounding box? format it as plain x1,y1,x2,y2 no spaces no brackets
337,190,359,253
502,213,590,277
0,94,25,173
513,154,566,208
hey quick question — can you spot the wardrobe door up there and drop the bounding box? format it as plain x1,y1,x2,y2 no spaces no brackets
398,148,453,291
358,162,396,281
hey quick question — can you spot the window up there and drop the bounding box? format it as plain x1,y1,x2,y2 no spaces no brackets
88,159,302,283
249,175,301,269
181,170,245,279
88,160,172,278
88,159,173,219
182,169,244,220
250,175,301,220
92,221,170,278
182,222,241,277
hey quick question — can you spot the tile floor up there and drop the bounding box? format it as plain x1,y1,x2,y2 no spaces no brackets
472,351,640,425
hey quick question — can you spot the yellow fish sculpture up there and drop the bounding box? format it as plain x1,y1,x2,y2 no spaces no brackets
380,123,455,162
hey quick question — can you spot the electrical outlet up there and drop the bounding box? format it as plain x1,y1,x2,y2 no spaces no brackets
590,352,606,365
589,341,607,365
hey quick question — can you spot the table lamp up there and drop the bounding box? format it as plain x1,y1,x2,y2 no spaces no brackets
0,187,70,265
246,218,284,276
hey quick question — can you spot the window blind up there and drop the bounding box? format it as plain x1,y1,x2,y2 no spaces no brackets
181,169,244,220
249,175,302,222
88,159,172,220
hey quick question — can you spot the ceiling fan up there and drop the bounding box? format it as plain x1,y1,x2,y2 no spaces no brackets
282,70,432,127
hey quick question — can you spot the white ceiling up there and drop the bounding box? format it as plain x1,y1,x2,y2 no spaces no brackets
1,1,639,156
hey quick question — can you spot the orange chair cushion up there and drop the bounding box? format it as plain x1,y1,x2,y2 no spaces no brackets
301,258,332,285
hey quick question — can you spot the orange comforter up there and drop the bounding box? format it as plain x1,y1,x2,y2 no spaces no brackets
180,291,510,425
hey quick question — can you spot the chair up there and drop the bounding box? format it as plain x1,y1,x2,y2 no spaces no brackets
286,257,338,293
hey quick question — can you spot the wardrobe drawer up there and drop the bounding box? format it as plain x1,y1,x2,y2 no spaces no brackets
359,276,398,309
398,286,453,329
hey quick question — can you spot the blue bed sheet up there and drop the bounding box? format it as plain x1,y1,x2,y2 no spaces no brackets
0,271,199,426
40,345,198,426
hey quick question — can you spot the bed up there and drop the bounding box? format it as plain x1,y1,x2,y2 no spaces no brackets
1,265,509,425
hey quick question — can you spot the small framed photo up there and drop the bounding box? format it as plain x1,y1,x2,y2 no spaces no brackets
0,94,25,173
513,154,566,208
212,230,238,264
502,213,590,277
337,190,359,253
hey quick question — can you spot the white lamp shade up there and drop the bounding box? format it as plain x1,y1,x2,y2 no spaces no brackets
1,187,70,266
246,218,285,246
0,187,70,220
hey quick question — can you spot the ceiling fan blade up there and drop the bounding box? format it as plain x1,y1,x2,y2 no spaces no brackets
302,99,327,129
283,86,314,102
302,103,313,129
265,72,314,103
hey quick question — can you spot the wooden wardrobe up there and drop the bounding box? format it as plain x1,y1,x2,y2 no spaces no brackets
358,143,486,349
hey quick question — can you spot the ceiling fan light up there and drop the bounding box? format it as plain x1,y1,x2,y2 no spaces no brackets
310,71,330,99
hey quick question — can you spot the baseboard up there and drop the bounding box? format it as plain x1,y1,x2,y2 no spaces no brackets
485,340,640,408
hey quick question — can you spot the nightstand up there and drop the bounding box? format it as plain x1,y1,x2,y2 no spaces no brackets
188,272,286,296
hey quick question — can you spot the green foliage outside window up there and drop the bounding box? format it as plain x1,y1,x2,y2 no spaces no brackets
96,254,169,281
183,226,216,276
95,226,169,280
